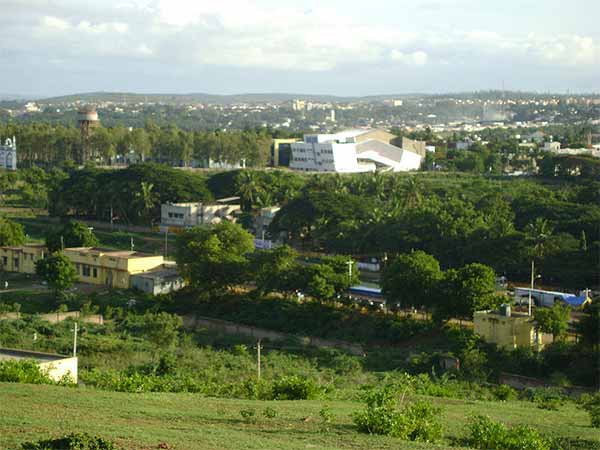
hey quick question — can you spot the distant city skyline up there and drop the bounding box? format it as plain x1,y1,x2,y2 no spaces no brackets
2,0,600,97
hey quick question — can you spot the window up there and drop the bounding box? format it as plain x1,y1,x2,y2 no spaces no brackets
75,263,81,274
13,258,19,269
2,256,6,265
82,265,91,277
92,267,98,278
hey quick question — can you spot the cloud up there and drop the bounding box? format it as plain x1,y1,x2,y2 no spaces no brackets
391,50,428,66
1,0,599,94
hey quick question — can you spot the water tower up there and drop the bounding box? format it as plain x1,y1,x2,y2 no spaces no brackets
77,105,99,164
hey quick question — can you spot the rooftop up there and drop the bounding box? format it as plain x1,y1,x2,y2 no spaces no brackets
0,347,71,363
64,247,158,259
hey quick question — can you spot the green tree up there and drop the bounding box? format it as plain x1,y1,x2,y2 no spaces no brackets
175,221,254,294
35,252,78,298
46,221,99,253
535,302,571,342
141,312,183,349
382,251,443,310
577,300,599,350
0,218,26,246
435,263,499,322
252,245,298,294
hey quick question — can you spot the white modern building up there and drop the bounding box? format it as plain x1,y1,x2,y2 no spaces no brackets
0,137,17,171
161,201,241,229
289,129,423,173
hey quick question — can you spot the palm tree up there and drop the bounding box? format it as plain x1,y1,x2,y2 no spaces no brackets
236,170,264,211
403,177,423,209
526,218,554,259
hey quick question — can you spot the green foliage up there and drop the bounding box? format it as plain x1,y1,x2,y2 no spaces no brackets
45,220,99,252
263,407,278,419
0,217,26,246
271,376,320,400
0,360,54,384
239,408,256,421
382,250,443,310
352,387,443,442
175,221,254,293
494,384,518,402
35,252,78,296
535,303,571,341
466,415,551,450
577,301,599,350
580,393,600,428
21,433,120,450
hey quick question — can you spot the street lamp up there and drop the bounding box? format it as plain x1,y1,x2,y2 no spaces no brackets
527,260,542,316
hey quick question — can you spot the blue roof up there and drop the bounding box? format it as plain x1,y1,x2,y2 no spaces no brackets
560,294,588,307
349,285,383,297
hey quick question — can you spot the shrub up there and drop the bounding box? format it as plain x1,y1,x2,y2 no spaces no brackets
239,408,256,421
466,415,551,450
262,407,277,419
494,384,517,402
352,387,443,442
580,393,600,428
0,360,54,385
21,433,120,450
271,376,320,400
319,405,334,431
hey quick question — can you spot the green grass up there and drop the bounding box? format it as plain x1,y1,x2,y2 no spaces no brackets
0,383,597,450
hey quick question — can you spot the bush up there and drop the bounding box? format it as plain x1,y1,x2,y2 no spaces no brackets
271,376,320,400
263,407,277,419
0,360,54,385
239,408,256,421
21,433,120,450
580,393,600,428
466,415,551,450
352,387,443,442
494,384,517,402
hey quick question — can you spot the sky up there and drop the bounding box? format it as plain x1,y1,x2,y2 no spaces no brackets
1,0,600,97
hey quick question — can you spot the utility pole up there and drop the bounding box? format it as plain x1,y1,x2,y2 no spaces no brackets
72,322,78,357
528,260,534,316
60,235,64,251
110,205,114,230
164,228,168,257
130,237,134,252
256,339,262,380
346,259,354,285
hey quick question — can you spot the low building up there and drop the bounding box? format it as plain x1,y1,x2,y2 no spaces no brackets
473,308,551,351
513,287,591,308
356,140,423,172
0,244,47,274
0,137,17,171
62,247,165,289
131,264,185,295
0,348,78,383
161,202,241,229
543,142,561,152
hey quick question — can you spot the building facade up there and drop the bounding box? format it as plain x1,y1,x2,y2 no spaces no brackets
62,247,165,289
0,244,47,274
0,137,17,171
130,264,185,295
290,129,422,173
473,309,551,351
161,202,241,229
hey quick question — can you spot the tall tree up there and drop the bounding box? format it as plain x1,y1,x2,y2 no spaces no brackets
35,252,78,299
0,218,26,247
46,221,99,252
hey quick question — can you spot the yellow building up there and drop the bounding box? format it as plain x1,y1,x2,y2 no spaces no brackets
62,247,164,289
473,309,552,351
0,244,47,274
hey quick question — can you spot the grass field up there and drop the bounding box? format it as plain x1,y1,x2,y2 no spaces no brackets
0,383,597,450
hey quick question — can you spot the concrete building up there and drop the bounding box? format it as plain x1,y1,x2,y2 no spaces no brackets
0,244,47,274
63,247,165,289
543,141,561,152
473,308,551,351
0,348,78,383
271,138,300,166
130,264,185,295
254,206,281,238
290,129,422,173
160,202,241,229
0,137,17,171
401,137,427,157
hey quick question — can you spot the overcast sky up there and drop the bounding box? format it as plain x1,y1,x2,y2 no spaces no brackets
1,0,599,97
